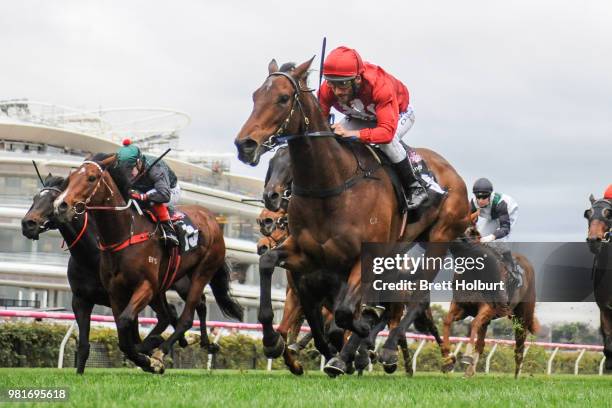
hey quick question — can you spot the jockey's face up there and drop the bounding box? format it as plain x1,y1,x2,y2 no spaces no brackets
476,196,491,208
329,76,361,104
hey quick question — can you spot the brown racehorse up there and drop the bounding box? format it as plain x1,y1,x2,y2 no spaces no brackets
441,213,538,378
53,154,243,374
584,194,612,372
235,58,470,376
21,174,217,373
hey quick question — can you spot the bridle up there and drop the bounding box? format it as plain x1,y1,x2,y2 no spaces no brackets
586,199,612,243
261,71,336,151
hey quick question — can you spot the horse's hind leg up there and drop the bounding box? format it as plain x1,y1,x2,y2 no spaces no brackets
258,248,287,358
398,335,412,376
379,302,422,374
513,316,527,378
463,304,494,378
72,295,94,375
441,302,464,373
195,295,218,353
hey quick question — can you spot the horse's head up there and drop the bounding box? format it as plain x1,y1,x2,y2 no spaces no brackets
21,174,66,240
234,57,315,166
53,153,117,223
256,207,287,237
584,193,612,254
257,236,274,255
263,146,292,211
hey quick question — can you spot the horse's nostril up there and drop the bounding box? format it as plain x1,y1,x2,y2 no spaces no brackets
22,219,37,230
58,201,68,213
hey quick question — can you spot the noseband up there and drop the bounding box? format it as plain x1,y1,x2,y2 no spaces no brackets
262,71,336,151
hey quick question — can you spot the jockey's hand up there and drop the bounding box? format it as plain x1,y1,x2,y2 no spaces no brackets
480,234,496,243
331,123,360,140
129,190,148,202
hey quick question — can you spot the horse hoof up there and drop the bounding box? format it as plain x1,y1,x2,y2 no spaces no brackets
379,348,398,373
354,350,371,371
288,361,304,376
263,334,285,359
463,367,475,378
178,337,189,348
345,362,356,375
323,357,346,378
442,356,457,373
206,342,220,354
147,355,165,375
461,355,473,366
383,362,397,374
605,357,612,372
287,343,301,354
357,369,363,376
405,368,414,377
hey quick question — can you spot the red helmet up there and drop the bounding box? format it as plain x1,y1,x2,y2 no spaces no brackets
604,184,612,200
323,46,365,81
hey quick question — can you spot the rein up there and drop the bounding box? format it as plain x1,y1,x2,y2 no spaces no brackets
264,71,382,199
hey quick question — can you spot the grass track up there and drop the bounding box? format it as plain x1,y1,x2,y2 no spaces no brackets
0,369,610,408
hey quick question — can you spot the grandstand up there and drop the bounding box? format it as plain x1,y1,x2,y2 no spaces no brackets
0,99,286,323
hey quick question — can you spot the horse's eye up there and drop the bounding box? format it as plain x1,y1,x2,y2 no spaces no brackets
88,175,97,183
277,95,290,104
584,209,593,219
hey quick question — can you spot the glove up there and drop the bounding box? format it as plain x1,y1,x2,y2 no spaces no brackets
129,190,148,202
480,234,496,243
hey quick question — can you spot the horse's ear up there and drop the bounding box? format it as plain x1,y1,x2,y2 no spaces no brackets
268,59,279,74
589,194,596,204
292,56,315,81
100,154,117,169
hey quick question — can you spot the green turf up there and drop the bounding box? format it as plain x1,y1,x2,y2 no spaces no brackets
0,369,610,408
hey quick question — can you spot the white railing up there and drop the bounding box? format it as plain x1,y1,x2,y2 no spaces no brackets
1,310,605,375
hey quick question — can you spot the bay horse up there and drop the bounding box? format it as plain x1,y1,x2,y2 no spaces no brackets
21,174,219,373
584,194,612,372
441,214,538,378
235,58,470,376
53,154,243,373
262,143,444,376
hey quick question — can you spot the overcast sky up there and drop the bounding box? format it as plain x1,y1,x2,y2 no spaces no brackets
3,0,611,243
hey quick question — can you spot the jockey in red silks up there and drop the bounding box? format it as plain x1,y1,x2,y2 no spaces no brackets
116,139,180,247
318,46,443,209
604,184,612,200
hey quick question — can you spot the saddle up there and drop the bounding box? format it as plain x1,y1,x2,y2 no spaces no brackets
367,143,446,222
144,208,200,254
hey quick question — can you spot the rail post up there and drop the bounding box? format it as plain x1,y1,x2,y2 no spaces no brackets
547,347,559,375
485,343,498,374
574,349,586,375
411,339,427,374
58,321,77,369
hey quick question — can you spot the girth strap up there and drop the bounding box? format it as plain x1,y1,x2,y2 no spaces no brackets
98,232,152,252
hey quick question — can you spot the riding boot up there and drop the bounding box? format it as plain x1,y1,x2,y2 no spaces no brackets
152,203,179,247
392,157,429,210
502,250,522,288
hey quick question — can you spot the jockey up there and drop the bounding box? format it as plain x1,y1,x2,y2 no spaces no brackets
116,139,180,247
604,184,612,200
470,178,522,287
318,46,443,210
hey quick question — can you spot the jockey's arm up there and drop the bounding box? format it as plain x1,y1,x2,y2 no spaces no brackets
145,165,172,203
492,201,512,239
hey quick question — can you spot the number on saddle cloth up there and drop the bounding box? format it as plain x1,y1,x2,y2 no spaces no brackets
172,213,200,254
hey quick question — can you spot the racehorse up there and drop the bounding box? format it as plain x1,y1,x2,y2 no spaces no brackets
234,58,470,376
53,154,243,373
441,214,538,378
21,174,220,373
584,194,612,372
262,144,444,376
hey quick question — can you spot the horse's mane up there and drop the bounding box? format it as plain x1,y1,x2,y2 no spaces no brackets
88,152,131,198
91,152,114,163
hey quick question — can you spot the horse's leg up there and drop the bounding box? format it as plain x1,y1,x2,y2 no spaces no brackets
441,302,464,373
334,260,369,337
415,306,444,350
279,286,305,375
195,295,218,352
72,295,94,375
112,281,160,373
513,316,527,379
600,308,612,372
463,304,495,378
258,248,288,358
398,335,412,376
297,287,334,364
379,302,424,373
354,308,390,372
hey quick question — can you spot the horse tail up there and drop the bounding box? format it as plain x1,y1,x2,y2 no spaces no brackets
209,259,244,321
